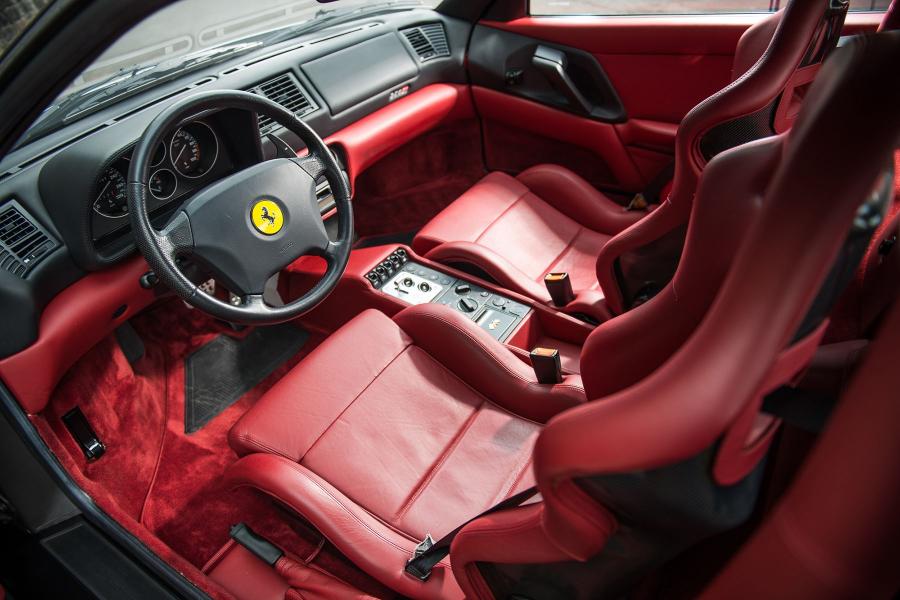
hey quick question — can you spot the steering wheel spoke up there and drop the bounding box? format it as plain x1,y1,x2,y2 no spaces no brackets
156,210,194,260
291,152,326,182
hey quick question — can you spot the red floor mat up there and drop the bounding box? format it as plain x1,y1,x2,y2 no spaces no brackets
41,299,394,598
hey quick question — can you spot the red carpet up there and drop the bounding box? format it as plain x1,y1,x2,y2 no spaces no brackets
39,299,394,598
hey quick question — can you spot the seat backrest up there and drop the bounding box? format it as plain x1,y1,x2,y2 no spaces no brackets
449,30,900,600
597,0,849,314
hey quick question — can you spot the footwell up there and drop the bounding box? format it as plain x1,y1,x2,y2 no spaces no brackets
38,299,394,598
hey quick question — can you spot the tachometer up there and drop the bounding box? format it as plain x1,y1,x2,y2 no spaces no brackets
93,166,128,218
169,121,218,178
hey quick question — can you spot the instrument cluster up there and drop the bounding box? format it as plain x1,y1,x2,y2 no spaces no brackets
92,121,220,222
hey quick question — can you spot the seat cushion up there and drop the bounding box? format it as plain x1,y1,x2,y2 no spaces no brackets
227,308,546,598
412,165,643,306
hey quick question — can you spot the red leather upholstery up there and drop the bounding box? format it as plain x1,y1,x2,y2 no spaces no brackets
413,166,642,316
226,30,899,600
701,300,900,600
227,306,583,598
416,0,837,316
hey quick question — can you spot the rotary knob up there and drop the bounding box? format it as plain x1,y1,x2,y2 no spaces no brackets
457,297,478,313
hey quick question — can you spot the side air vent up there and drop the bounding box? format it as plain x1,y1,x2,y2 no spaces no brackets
401,23,450,62
0,200,58,278
246,73,317,136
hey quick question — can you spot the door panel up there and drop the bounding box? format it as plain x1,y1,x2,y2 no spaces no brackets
470,15,762,193
469,12,884,195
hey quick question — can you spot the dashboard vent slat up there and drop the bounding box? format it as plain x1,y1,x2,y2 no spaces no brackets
246,72,317,136
401,23,450,62
0,200,58,278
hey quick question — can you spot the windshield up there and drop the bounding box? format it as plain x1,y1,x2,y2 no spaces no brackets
63,0,439,98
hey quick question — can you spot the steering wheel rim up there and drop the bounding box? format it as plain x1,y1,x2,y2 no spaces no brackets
127,90,352,325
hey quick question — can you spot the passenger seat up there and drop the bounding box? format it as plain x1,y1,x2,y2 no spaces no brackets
413,0,846,321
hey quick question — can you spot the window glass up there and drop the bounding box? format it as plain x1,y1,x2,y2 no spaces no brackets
0,0,53,57
530,0,891,16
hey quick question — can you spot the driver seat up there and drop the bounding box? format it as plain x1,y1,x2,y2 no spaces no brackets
223,34,900,600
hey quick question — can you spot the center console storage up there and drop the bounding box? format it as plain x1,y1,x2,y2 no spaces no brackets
364,248,530,342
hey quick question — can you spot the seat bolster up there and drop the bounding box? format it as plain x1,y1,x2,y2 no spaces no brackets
423,241,552,303
450,503,573,600
223,453,464,600
394,304,586,423
228,309,412,460
596,199,691,314
516,164,645,235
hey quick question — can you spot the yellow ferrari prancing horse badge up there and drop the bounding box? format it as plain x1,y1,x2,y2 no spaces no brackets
251,199,283,235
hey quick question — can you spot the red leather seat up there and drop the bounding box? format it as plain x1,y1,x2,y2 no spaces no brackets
224,31,899,600
227,304,585,599
413,0,845,320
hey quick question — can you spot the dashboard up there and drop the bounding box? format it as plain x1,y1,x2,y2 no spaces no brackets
0,8,471,357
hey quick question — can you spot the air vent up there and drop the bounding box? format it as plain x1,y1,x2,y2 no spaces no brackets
246,73,317,136
401,23,450,62
0,200,58,278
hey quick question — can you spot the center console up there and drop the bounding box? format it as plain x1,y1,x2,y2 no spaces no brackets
363,248,530,342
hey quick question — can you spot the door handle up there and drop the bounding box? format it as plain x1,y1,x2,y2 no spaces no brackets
531,45,594,115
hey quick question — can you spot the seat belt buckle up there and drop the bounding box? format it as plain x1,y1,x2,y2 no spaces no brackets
544,272,574,307
530,347,562,384
405,534,436,581
626,192,649,211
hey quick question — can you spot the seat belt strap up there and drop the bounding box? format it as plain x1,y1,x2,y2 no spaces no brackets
404,486,540,581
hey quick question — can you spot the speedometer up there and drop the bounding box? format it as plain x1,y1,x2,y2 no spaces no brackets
93,166,128,218
169,121,218,178
170,129,201,176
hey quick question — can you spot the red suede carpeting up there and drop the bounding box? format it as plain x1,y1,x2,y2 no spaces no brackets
39,299,395,598
351,119,485,241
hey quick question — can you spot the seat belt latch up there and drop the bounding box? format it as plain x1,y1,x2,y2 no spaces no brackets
530,347,562,384
544,272,574,307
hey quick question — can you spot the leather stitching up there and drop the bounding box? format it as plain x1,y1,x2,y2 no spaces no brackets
473,188,528,244
303,341,413,457
393,395,486,523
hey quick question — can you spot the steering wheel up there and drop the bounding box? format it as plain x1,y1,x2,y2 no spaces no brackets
127,90,352,324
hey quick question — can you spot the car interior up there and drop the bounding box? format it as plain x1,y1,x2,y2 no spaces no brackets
0,0,899,598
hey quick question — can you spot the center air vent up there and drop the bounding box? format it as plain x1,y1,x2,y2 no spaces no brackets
0,200,58,278
401,23,450,62
246,73,317,135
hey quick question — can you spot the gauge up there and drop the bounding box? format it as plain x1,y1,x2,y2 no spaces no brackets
150,141,166,167
169,121,218,178
93,166,128,218
149,168,177,200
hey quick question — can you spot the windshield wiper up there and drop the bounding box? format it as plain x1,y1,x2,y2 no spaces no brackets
23,41,262,143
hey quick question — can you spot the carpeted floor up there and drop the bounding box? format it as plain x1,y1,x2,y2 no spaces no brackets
40,299,394,598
